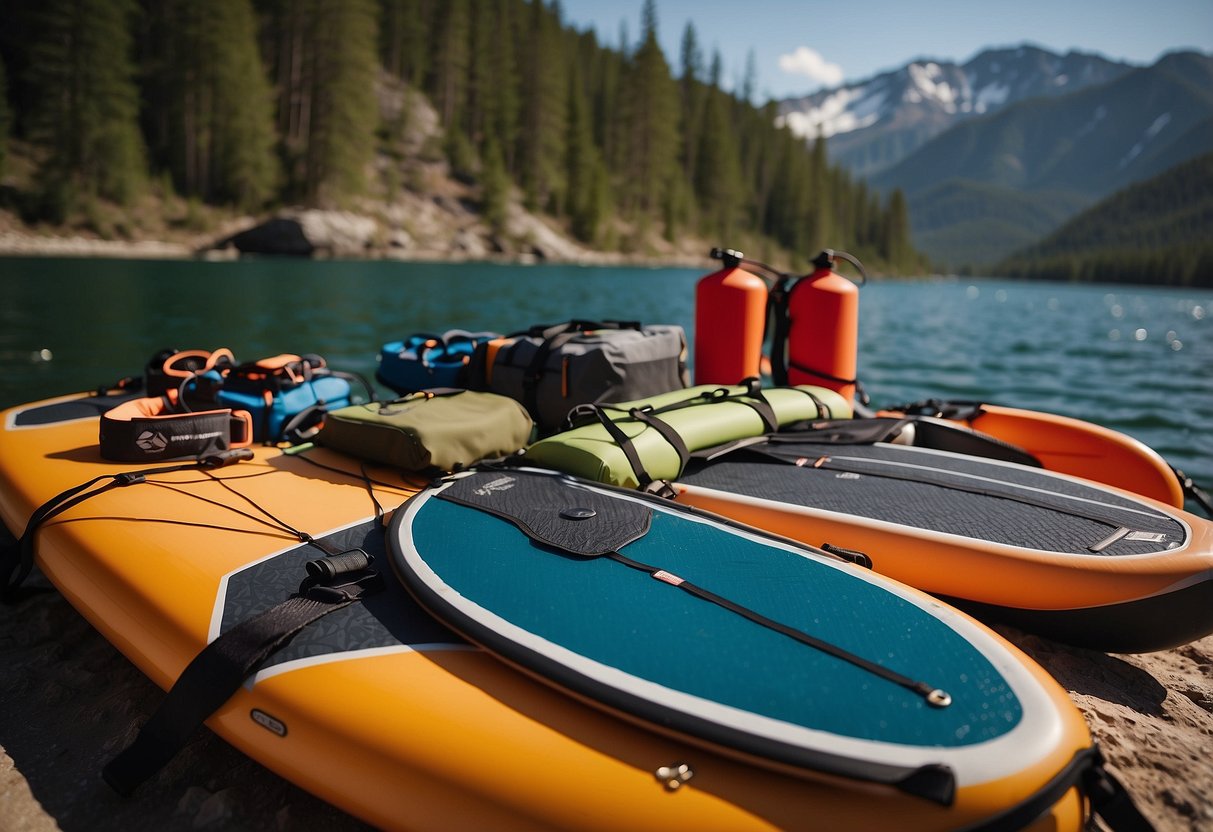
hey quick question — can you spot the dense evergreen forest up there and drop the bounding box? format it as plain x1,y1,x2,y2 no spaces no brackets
996,152,1213,287
0,0,923,270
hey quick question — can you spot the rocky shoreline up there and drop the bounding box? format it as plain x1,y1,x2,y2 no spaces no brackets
1,564,1210,831
0,198,714,268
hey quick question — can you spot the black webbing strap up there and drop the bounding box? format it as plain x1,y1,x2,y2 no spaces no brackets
102,574,380,796
782,383,833,420
605,549,951,709
1172,465,1213,517
766,418,910,446
787,358,858,387
576,382,797,487
733,377,780,431
768,277,792,386
888,398,987,422
1082,752,1156,832
963,745,1154,832
1,451,252,604
626,409,691,479
641,381,780,432
589,406,660,487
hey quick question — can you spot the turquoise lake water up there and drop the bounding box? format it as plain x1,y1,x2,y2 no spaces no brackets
1,256,1209,492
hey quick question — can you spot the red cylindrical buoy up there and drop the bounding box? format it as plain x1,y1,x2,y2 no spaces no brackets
694,260,768,385
786,251,859,402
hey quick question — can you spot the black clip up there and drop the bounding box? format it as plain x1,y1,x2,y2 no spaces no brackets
642,480,678,500
302,570,384,603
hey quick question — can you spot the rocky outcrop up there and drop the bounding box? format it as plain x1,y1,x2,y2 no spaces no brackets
213,210,379,258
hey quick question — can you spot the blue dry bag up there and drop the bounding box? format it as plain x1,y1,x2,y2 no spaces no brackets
377,330,500,394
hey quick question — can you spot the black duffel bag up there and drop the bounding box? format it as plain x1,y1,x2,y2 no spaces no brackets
467,320,688,434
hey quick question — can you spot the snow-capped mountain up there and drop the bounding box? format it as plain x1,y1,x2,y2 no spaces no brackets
862,50,1213,267
778,46,1132,177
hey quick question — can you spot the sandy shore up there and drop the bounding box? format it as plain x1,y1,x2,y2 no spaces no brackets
1,566,1210,831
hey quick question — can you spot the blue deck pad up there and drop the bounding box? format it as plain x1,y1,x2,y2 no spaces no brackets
410,493,1022,748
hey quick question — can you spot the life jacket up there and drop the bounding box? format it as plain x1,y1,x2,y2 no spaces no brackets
171,350,373,445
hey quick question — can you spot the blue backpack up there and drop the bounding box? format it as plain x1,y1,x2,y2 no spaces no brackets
176,350,372,444
377,330,500,394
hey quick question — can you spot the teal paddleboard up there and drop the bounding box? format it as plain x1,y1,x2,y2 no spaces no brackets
388,467,1088,807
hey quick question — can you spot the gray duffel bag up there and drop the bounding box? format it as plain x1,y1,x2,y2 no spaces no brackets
467,320,689,434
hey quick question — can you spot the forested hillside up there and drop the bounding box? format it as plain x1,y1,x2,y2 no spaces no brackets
996,152,1213,286
0,0,923,271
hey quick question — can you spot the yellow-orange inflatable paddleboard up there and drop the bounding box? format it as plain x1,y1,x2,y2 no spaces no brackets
0,392,1138,830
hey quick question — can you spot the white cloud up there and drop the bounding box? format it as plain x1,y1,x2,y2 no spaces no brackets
778,46,845,88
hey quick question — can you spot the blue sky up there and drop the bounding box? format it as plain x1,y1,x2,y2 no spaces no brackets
558,0,1213,100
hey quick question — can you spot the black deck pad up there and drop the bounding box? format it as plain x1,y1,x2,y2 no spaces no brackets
10,392,140,427
681,440,1186,557
437,471,652,557
217,519,463,672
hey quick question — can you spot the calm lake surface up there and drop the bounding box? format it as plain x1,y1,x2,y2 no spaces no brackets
2,256,1210,493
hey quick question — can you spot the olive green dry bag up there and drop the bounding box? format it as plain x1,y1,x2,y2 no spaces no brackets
318,389,533,472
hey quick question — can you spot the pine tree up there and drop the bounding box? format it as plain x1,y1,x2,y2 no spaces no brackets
0,55,8,181
883,189,912,266
432,0,469,131
808,137,832,249
380,0,431,85
308,0,380,203
211,0,280,209
517,0,566,212
746,102,783,236
480,135,510,233
694,81,744,241
260,0,379,203
767,130,811,254
677,22,704,183
483,0,520,171
739,48,757,106
144,0,279,210
26,0,146,219
565,58,605,242
466,0,492,143
591,42,624,176
262,0,310,196
619,1,677,221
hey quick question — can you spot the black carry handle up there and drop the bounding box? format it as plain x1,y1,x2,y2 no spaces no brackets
523,319,642,340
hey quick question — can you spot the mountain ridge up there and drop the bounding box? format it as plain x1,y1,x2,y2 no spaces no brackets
777,44,1135,179
784,46,1213,268
871,50,1213,199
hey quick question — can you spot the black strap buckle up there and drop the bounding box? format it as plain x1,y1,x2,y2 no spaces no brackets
301,568,383,603
642,479,677,500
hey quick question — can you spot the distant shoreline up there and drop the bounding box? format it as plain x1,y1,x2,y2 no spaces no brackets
0,233,708,269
